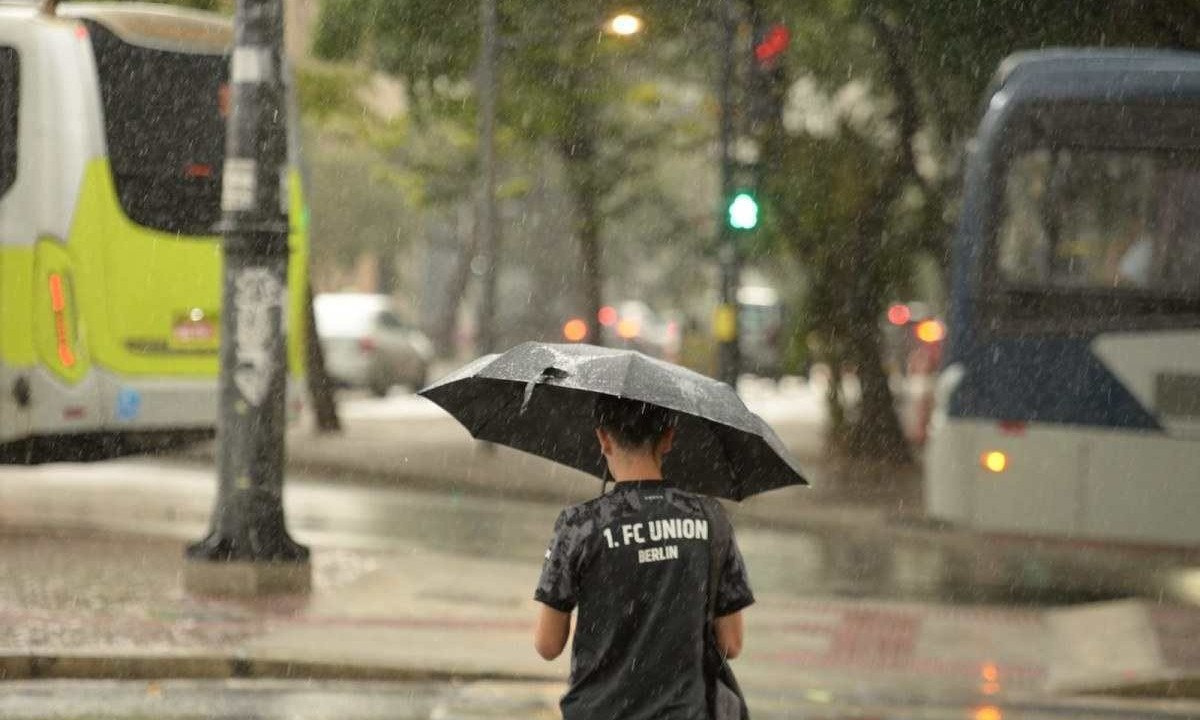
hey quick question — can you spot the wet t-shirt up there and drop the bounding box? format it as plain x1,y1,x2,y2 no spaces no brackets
535,480,755,720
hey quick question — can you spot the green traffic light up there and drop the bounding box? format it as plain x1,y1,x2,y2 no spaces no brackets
728,192,758,230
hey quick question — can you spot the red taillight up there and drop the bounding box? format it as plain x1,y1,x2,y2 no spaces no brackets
998,420,1027,436
48,273,76,368
358,336,377,353
48,273,66,312
598,306,618,327
185,163,213,178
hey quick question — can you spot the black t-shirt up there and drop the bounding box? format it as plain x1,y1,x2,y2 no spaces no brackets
535,480,755,720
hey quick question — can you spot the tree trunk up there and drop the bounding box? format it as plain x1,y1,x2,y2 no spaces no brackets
561,133,604,344
842,184,912,465
304,280,341,433
433,206,476,357
845,303,910,464
376,242,396,295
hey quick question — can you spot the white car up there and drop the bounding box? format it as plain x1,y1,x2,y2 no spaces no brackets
314,293,434,397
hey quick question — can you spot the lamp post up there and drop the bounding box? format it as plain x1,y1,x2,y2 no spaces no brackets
184,0,310,596
715,0,741,388
475,0,500,355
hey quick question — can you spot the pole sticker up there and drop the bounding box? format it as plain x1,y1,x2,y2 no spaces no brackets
233,268,283,406
222,158,257,212
231,46,272,84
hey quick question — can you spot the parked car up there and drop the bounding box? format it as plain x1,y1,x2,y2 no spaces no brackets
313,293,434,397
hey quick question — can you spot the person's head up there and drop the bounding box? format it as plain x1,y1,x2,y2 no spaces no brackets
593,395,676,467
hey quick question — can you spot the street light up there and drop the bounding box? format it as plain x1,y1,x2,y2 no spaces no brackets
607,13,643,36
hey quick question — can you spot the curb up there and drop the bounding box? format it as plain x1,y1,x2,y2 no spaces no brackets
0,652,561,684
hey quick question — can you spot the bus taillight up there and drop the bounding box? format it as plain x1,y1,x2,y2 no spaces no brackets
48,273,76,368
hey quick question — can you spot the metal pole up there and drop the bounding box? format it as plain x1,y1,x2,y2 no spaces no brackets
475,0,500,354
186,0,309,578
716,0,741,387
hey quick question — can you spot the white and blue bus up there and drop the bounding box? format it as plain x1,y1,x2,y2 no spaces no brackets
926,50,1200,548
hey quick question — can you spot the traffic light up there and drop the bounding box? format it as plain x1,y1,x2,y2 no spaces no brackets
750,23,790,133
754,24,790,69
727,191,759,230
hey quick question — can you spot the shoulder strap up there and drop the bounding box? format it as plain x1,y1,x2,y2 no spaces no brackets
702,497,731,621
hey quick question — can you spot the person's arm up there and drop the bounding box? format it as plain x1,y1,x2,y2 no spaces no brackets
714,610,744,659
533,509,581,661
713,510,754,660
534,603,572,660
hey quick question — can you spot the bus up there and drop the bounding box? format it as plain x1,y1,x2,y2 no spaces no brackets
0,2,308,462
926,50,1200,548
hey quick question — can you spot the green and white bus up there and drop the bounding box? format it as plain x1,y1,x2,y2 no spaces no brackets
0,2,308,461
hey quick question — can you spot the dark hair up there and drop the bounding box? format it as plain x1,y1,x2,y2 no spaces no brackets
593,395,676,450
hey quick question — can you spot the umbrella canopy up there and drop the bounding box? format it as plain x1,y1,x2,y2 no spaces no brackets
419,342,807,501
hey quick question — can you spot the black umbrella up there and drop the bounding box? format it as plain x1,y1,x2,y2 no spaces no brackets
419,342,808,501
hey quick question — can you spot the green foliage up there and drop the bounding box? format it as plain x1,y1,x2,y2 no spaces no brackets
295,64,368,124
310,0,725,334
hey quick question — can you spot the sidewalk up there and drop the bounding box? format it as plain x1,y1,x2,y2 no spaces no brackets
4,523,1199,705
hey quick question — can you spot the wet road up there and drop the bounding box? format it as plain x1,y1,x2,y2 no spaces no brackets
0,454,1194,607
2,679,1199,720
0,458,850,599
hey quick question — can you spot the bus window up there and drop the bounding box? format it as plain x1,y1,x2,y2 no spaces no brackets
996,147,1200,300
0,47,17,197
85,22,227,236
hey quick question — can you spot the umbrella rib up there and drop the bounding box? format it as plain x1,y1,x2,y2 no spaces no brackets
617,351,636,399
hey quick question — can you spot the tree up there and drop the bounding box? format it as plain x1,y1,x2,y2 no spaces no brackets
311,0,712,345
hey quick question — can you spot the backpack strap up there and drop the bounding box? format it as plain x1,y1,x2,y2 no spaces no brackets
701,497,731,623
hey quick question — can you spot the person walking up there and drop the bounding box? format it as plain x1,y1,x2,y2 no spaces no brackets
533,394,754,720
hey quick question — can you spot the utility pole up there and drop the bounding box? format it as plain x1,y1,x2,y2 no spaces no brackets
475,0,501,354
185,0,310,595
715,0,741,387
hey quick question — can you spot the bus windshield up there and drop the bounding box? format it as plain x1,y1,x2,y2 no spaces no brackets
997,146,1200,299
86,21,227,236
